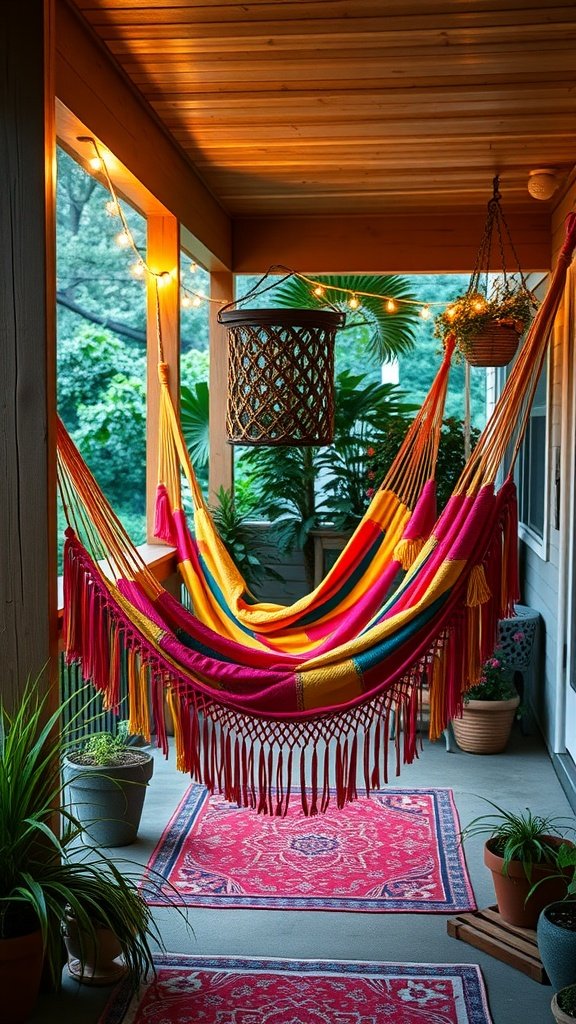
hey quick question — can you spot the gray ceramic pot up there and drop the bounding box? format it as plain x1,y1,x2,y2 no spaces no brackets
537,902,576,990
63,751,154,847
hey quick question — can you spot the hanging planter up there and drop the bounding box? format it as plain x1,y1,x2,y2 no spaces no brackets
221,306,344,446
434,177,537,366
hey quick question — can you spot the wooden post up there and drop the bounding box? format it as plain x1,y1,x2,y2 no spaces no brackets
146,215,180,543
0,1,58,710
209,271,234,503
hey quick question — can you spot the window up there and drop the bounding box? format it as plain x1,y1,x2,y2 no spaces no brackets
517,357,549,552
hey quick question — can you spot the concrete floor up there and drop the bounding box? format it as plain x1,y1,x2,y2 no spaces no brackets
32,725,574,1024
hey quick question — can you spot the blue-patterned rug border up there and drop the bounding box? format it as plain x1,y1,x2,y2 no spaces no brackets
100,954,493,1024
143,786,476,913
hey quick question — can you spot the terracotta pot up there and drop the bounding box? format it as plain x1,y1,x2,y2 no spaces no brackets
0,929,44,1023
485,837,570,929
452,696,520,754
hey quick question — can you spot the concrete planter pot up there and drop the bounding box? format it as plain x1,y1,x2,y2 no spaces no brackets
552,988,576,1023
63,751,154,847
452,696,520,754
538,902,576,991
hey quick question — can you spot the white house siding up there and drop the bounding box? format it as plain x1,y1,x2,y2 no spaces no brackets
520,179,576,761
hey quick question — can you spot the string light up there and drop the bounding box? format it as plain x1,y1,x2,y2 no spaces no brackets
105,199,118,217
313,284,325,298
189,262,198,274
130,260,146,279
89,156,103,171
386,298,397,313
156,270,173,287
192,295,203,308
473,297,487,312
115,230,130,249
182,294,193,308
420,305,431,320
445,306,457,320
348,293,360,311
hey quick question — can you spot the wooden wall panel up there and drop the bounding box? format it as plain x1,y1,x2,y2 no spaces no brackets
0,1,58,709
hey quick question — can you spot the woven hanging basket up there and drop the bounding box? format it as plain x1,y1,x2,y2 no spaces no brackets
221,307,344,446
465,322,521,367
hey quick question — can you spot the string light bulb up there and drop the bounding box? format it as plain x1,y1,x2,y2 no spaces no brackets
192,294,203,308
313,284,325,298
473,297,486,312
130,260,146,279
348,293,360,311
105,199,118,217
115,230,130,249
181,294,192,308
189,262,198,274
420,305,431,320
445,305,457,320
89,156,103,171
386,298,397,313
156,270,172,287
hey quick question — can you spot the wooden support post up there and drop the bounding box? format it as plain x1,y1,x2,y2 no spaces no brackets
209,271,234,504
146,216,180,543
0,1,58,710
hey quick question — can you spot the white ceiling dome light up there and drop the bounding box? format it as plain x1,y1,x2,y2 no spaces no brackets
527,168,560,200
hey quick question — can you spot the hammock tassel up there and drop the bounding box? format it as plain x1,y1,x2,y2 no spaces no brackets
154,484,177,545
466,563,492,607
393,536,425,570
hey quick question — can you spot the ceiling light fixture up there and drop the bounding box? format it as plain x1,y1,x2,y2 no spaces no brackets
527,169,559,201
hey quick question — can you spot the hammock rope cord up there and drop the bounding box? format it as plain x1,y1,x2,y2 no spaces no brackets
57,214,576,815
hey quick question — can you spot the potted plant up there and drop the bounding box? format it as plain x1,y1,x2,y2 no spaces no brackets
535,843,576,990
434,284,535,366
552,983,576,1023
0,677,166,1022
461,800,574,929
63,723,154,847
451,644,521,754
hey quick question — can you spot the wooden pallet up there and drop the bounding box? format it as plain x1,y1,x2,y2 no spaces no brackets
447,906,549,984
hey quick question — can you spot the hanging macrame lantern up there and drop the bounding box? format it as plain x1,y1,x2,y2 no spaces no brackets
437,177,536,368
221,307,344,446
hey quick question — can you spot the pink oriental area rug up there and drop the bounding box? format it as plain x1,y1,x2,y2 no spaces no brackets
143,786,475,913
99,955,493,1024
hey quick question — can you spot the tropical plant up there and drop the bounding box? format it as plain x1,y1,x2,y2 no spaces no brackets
460,799,573,878
237,371,414,586
273,273,420,364
0,675,172,990
434,283,535,359
210,486,282,592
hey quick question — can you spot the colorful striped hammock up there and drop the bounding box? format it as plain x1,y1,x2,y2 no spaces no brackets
58,215,576,814
153,335,456,656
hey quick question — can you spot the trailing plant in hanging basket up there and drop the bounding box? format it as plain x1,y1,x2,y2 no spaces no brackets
434,286,535,365
434,175,538,366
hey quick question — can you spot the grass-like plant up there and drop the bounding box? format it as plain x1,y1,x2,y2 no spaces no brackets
460,799,574,878
0,674,181,990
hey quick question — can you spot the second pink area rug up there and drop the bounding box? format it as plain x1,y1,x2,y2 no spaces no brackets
143,786,476,913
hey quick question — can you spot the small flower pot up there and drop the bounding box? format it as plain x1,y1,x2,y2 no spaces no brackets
451,696,520,754
465,323,521,366
552,988,576,1023
62,909,127,987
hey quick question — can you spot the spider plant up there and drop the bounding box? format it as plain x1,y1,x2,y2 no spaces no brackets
0,674,179,991
460,798,573,877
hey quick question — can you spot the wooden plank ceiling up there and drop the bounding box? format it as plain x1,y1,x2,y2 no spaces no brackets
68,0,576,219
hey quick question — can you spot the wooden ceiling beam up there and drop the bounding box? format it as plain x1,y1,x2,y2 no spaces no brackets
232,212,551,275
